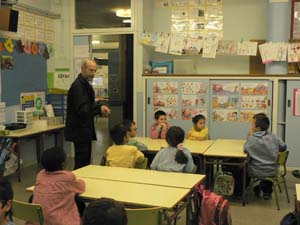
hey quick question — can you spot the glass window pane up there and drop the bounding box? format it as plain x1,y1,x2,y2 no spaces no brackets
75,0,131,29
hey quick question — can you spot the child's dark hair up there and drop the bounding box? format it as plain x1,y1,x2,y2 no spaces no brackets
253,113,270,131
166,126,188,165
0,178,13,221
154,110,167,120
192,114,206,125
122,120,135,132
110,124,127,145
41,147,66,172
82,198,127,225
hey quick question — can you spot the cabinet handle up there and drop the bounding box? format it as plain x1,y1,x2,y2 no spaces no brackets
287,99,291,107
268,99,271,106
147,97,150,104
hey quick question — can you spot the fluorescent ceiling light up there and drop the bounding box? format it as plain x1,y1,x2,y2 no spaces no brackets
92,40,100,45
116,9,131,18
122,19,131,23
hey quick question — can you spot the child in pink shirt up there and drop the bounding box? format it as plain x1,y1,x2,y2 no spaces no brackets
33,147,85,225
150,110,170,139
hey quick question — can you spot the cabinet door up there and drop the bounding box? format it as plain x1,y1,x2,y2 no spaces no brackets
146,79,209,137
209,80,273,139
285,80,300,167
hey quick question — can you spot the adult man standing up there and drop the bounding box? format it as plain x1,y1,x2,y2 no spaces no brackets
65,58,110,169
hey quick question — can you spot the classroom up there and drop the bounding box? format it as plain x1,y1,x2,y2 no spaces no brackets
0,0,299,225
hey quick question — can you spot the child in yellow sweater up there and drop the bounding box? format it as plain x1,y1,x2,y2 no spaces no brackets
106,124,145,168
187,114,209,141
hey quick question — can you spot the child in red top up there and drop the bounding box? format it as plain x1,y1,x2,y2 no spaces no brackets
150,110,170,139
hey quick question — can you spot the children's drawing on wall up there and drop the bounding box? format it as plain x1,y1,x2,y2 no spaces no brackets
240,110,266,122
288,43,300,63
169,32,187,55
182,95,198,107
189,6,205,19
241,96,268,110
1,56,14,70
240,82,268,95
139,32,157,46
237,41,257,56
185,32,204,55
212,82,239,95
212,110,238,122
206,5,223,18
206,0,222,4
181,82,207,94
172,0,188,7
153,94,178,107
198,96,206,107
212,96,238,109
154,107,178,119
153,82,178,94
155,32,171,54
182,108,207,120
218,40,237,55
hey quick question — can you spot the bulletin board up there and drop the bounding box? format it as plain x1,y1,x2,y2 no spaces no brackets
0,37,47,106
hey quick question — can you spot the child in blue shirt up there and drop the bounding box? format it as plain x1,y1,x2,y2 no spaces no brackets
244,113,287,199
150,126,195,173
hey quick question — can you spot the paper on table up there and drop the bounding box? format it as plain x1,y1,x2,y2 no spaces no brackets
155,33,171,54
288,43,300,63
169,32,186,55
202,37,219,58
237,41,257,56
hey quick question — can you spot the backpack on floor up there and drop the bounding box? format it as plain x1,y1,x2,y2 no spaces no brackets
280,212,297,225
195,184,232,225
213,168,234,196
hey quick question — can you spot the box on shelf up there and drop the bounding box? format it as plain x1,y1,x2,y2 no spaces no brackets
150,61,173,74
39,116,63,126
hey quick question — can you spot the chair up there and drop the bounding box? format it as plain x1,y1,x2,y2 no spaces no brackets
135,157,148,169
12,200,44,225
248,151,290,210
126,207,163,225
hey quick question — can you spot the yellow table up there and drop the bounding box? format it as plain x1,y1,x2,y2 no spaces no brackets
27,176,194,225
0,124,65,181
73,165,205,189
203,139,247,205
135,137,214,154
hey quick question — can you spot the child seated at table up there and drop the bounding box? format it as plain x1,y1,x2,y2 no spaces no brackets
123,120,148,151
244,113,287,200
0,178,14,225
150,110,170,139
82,198,127,225
33,147,85,225
150,126,195,173
106,124,145,168
187,114,209,141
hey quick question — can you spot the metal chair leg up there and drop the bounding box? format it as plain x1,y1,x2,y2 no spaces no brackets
282,176,290,203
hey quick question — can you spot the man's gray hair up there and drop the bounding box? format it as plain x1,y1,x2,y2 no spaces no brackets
81,58,96,68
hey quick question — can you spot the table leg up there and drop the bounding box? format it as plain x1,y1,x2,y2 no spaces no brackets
36,134,44,168
15,139,21,182
242,159,246,206
186,198,191,225
54,129,64,147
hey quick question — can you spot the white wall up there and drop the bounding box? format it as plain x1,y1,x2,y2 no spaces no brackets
141,0,268,75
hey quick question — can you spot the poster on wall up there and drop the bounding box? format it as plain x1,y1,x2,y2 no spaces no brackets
212,82,239,95
54,68,72,90
1,56,14,70
241,96,268,110
182,108,207,120
240,110,267,122
294,88,300,116
181,81,206,94
153,94,178,107
20,92,45,111
240,82,268,95
212,96,238,109
212,109,238,122
153,82,178,94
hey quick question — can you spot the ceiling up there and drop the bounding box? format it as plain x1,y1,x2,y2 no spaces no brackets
75,0,131,29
